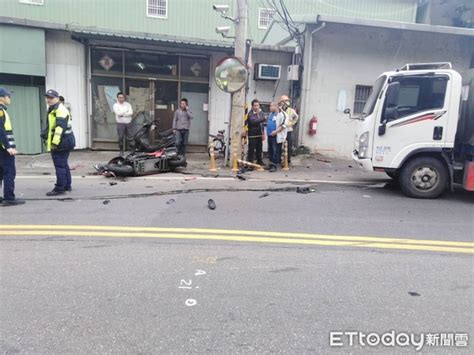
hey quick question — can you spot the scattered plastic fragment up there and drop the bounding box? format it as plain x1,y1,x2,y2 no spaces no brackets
208,199,216,210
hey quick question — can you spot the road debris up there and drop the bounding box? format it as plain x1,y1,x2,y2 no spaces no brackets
103,200,111,205
259,192,269,198
408,292,421,297
167,199,176,205
109,182,117,186
208,199,216,210
58,198,74,202
296,187,316,194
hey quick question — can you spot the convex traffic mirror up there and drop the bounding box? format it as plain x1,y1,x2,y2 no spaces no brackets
215,57,248,93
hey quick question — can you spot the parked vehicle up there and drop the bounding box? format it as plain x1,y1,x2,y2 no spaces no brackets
95,122,186,177
347,62,473,199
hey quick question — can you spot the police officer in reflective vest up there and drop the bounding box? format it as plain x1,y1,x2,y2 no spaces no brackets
0,88,25,206
43,89,75,196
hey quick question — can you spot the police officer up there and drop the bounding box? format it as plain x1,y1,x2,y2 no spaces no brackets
0,88,25,206
43,89,75,196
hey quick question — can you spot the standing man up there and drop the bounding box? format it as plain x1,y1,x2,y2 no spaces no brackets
247,99,266,165
266,101,288,172
278,95,299,164
43,89,75,196
113,92,133,155
0,88,25,206
173,98,194,156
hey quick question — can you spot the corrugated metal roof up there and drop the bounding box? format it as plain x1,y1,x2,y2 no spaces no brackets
262,14,474,45
316,14,474,37
72,30,233,50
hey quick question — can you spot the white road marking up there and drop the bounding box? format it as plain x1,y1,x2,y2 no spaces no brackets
185,299,197,307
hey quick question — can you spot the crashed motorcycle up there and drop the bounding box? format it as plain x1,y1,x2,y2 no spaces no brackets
94,122,186,177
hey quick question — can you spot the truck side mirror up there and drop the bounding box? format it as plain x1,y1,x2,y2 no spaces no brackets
343,108,356,120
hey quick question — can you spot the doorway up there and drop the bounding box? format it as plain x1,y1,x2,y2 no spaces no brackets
181,83,209,145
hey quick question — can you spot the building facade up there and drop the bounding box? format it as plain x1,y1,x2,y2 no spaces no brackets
296,16,474,157
1,0,456,156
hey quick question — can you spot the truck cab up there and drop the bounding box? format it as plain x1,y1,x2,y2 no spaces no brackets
348,62,473,198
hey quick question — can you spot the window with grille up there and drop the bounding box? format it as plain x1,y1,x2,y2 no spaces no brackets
19,0,44,5
258,8,276,29
147,0,167,19
353,85,373,114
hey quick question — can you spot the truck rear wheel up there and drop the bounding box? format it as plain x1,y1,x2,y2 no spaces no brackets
399,157,448,199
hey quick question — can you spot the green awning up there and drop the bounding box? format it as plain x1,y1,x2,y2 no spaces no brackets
0,25,46,76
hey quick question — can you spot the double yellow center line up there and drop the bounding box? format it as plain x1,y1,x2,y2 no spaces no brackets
0,225,472,254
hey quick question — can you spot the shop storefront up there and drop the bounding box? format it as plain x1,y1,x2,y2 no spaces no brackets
90,47,211,150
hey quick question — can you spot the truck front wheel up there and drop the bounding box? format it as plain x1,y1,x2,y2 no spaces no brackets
400,157,448,199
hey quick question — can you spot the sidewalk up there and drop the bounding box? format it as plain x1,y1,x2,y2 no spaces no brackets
14,150,388,184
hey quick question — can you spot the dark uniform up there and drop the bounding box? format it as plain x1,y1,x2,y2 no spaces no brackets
0,88,24,206
43,90,75,195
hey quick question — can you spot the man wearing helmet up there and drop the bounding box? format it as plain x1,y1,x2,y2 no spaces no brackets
278,95,299,164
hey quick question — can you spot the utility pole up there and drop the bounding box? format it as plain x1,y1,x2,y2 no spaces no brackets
229,0,248,167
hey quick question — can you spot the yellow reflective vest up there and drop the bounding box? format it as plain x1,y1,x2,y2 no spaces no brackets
0,108,16,150
46,103,72,152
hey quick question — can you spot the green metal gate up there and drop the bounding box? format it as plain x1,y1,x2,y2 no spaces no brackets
0,85,42,154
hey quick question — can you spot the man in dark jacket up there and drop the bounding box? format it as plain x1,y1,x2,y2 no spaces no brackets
247,99,266,165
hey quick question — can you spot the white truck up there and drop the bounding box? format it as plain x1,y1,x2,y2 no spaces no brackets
347,62,474,199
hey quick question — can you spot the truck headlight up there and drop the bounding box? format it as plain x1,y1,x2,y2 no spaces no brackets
358,131,369,158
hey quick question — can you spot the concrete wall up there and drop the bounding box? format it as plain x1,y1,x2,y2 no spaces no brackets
208,53,232,138
45,31,88,149
300,23,474,158
247,49,293,106
427,0,473,27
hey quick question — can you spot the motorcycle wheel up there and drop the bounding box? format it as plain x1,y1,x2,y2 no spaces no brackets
105,163,134,176
168,155,187,167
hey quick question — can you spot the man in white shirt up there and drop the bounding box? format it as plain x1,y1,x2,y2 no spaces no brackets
113,92,133,155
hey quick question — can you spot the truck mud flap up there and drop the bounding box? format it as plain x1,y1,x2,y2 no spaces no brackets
463,161,474,191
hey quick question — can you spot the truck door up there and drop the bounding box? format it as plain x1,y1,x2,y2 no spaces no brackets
372,74,450,168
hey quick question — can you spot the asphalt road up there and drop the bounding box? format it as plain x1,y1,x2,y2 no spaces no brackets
1,178,473,354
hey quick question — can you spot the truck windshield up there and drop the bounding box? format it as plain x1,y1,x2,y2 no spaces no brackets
361,75,386,118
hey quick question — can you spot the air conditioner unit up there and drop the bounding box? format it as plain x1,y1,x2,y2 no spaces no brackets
255,64,281,80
